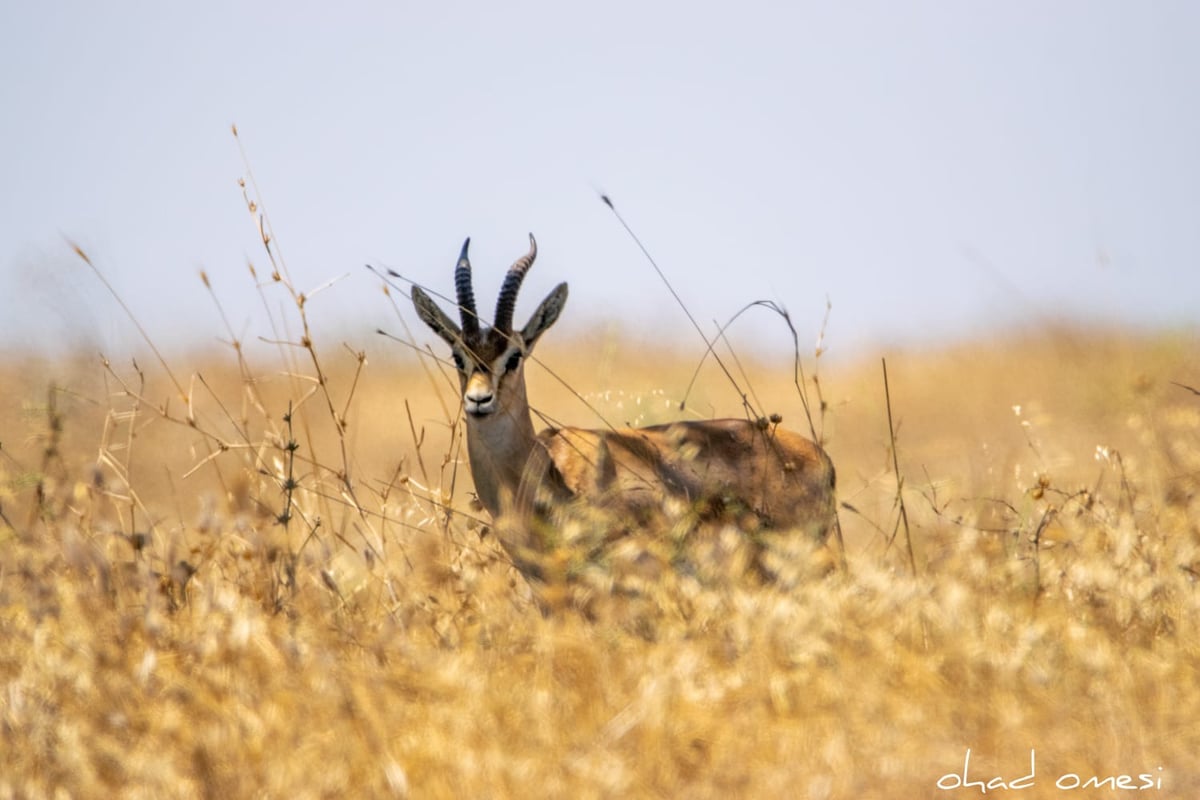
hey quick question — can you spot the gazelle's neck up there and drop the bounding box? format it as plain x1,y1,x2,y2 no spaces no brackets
463,373,540,517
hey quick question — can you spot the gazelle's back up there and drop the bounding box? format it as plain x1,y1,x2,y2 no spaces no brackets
532,418,836,540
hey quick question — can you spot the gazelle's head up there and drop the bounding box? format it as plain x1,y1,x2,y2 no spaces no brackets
411,234,568,418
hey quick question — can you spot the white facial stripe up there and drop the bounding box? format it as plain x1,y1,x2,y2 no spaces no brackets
495,348,523,376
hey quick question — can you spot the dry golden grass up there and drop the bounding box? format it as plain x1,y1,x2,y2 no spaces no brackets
1,313,1198,798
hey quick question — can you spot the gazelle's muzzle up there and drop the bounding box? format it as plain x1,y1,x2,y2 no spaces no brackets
464,372,498,416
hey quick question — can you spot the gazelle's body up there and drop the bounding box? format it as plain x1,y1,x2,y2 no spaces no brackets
531,420,834,533
411,236,837,573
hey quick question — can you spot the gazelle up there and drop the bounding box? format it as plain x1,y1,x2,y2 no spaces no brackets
410,235,837,575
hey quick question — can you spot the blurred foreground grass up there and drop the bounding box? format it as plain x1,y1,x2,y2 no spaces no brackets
1,325,1198,798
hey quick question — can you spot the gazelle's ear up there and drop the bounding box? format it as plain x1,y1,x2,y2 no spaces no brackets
520,282,568,350
411,286,462,346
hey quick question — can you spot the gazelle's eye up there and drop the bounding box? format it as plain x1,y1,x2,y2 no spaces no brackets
504,352,522,373
452,352,466,370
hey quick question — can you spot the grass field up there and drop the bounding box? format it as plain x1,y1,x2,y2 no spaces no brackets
2,290,1198,797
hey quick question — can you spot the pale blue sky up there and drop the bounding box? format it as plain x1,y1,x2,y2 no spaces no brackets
2,2,1197,358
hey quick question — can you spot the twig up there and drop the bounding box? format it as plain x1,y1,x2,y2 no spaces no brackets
882,358,917,575
600,193,755,415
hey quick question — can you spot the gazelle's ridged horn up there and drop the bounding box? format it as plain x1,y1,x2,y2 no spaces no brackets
494,233,538,334
454,238,480,338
